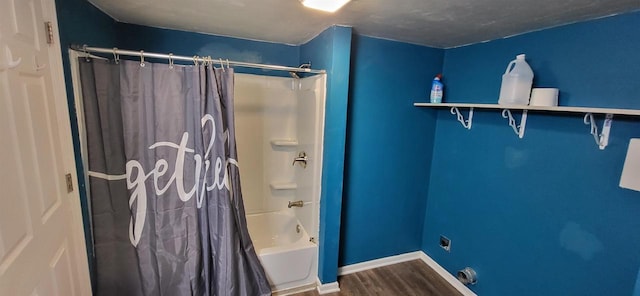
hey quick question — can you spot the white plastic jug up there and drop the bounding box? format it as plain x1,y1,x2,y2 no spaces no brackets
498,54,534,105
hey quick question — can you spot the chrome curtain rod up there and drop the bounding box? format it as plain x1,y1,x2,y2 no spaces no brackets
71,45,326,74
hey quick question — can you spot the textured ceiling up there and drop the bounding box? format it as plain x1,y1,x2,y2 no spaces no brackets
89,0,640,48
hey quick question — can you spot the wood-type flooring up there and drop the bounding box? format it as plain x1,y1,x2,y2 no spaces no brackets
293,259,464,296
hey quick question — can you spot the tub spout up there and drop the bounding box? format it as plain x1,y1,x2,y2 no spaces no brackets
288,201,304,208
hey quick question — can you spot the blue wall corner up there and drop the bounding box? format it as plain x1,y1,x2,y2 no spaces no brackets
339,35,443,266
300,25,353,284
423,11,640,296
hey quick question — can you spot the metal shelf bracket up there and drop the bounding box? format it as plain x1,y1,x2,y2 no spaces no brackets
502,109,527,139
584,113,613,150
450,107,473,130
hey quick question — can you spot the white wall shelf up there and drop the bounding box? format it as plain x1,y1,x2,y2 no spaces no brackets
413,102,640,116
270,182,298,190
414,102,640,150
270,139,299,147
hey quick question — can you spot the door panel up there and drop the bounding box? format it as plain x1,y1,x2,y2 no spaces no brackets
0,74,35,275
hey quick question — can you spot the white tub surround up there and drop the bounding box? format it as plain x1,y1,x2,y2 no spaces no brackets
235,73,326,292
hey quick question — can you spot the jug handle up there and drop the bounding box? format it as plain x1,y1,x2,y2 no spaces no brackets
504,60,516,74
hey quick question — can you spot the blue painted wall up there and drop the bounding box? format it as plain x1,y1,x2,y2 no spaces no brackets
635,267,640,296
442,12,640,108
116,23,299,77
300,26,352,284
423,11,640,296
54,0,120,284
339,35,443,266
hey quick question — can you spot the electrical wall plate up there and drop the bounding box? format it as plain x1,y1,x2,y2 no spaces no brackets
440,235,451,252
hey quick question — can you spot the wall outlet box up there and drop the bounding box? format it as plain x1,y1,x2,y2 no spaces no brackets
440,235,451,252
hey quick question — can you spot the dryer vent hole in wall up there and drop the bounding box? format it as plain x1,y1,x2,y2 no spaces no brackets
457,267,478,285
439,235,451,252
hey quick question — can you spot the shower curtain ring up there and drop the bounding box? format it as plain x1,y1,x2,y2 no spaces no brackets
82,44,90,62
226,59,230,69
193,55,199,66
113,48,119,64
219,58,225,72
140,50,145,67
168,53,174,69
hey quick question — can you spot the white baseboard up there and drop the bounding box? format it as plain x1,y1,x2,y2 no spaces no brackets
316,278,340,294
417,252,477,296
338,251,423,275
337,251,477,296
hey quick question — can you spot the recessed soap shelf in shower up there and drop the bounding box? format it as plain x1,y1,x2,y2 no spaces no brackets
269,182,297,190
270,139,298,147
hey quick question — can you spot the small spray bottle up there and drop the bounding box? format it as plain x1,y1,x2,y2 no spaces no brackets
430,74,443,103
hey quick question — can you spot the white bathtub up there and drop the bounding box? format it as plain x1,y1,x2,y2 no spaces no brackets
246,212,318,292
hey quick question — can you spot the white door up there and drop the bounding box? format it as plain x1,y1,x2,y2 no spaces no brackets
0,0,92,295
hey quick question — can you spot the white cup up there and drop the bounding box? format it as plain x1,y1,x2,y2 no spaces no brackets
529,88,559,106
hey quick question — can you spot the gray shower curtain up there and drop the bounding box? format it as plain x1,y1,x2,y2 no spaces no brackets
78,58,271,296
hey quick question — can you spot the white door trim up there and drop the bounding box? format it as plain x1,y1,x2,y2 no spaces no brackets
45,2,92,293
